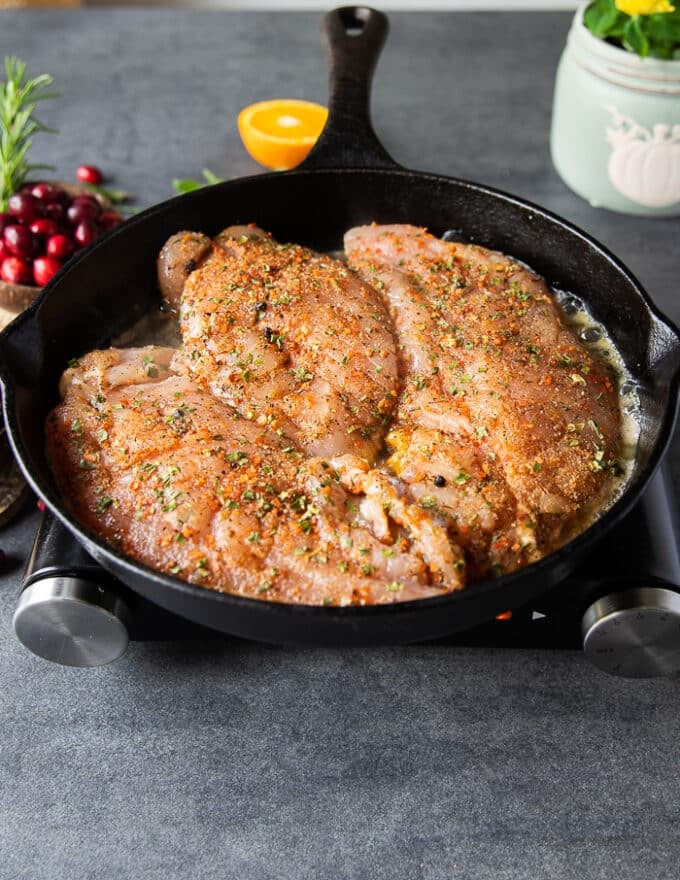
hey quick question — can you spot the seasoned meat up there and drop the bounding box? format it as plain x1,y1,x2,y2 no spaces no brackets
167,224,399,461
46,347,463,605
344,224,622,570
385,425,540,579
157,231,212,313
46,223,627,604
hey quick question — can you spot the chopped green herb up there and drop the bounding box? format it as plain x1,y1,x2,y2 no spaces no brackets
292,366,314,383
97,496,114,513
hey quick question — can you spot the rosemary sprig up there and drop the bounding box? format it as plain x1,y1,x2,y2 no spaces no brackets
0,56,59,211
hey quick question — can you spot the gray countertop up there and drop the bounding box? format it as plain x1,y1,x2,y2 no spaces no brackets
0,9,679,880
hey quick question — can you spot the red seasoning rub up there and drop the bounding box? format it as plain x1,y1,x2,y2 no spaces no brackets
344,223,622,575
44,223,627,604
46,346,464,605
162,224,400,462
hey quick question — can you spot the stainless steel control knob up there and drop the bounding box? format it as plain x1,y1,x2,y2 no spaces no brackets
13,577,130,667
582,587,680,678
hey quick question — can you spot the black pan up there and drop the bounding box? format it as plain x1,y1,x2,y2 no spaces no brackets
1,7,679,645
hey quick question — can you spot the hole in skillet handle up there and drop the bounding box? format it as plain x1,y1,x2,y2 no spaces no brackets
340,5,368,37
299,6,401,172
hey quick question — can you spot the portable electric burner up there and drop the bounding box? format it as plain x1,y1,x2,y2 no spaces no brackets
12,462,680,678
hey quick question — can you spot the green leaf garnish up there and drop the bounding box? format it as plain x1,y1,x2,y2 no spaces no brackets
172,168,223,195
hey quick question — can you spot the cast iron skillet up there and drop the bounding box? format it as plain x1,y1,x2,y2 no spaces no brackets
1,7,679,644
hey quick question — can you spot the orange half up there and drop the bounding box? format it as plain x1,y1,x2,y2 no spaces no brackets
237,99,329,171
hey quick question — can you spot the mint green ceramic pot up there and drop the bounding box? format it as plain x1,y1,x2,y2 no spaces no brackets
551,2,680,216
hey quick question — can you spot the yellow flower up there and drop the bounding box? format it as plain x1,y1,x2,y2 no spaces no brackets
615,0,675,14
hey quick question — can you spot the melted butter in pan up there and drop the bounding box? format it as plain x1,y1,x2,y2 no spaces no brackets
555,289,641,504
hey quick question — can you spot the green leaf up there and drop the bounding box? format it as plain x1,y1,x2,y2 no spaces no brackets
623,16,650,57
584,0,626,38
201,168,222,185
583,0,604,33
84,182,130,204
645,12,680,46
172,168,223,195
25,162,56,173
172,178,203,194
648,42,676,58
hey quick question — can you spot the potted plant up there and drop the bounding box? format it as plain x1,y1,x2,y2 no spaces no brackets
550,1,680,215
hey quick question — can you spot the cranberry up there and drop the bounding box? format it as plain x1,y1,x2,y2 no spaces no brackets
67,197,101,225
37,499,46,511
1,256,33,285
30,182,61,203
0,241,8,262
76,164,103,185
0,212,11,233
33,256,62,286
3,224,37,258
43,202,65,224
46,233,75,259
7,192,41,222
54,187,72,205
72,193,100,208
30,218,61,239
100,211,122,231
73,220,99,248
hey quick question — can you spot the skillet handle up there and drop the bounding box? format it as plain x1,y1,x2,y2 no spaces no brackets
300,6,401,171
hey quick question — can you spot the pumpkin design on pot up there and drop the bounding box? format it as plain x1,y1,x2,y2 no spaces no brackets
605,104,680,208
